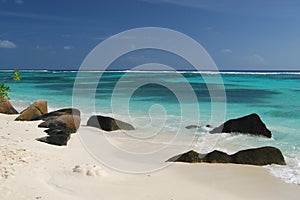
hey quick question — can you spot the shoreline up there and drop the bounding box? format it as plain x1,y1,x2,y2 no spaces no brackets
0,113,299,200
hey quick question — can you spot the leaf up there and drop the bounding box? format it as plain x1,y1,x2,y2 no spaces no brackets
0,82,11,99
13,70,21,81
0,70,20,99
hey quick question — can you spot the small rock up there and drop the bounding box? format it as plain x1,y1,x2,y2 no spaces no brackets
86,169,95,176
185,125,201,129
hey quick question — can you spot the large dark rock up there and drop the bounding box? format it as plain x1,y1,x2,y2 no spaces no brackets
36,134,70,146
87,115,134,131
167,150,201,163
44,128,66,136
210,113,272,138
34,108,80,120
200,150,232,163
0,97,18,114
167,150,231,163
167,146,285,166
15,100,48,121
38,114,81,133
232,146,286,165
35,108,81,146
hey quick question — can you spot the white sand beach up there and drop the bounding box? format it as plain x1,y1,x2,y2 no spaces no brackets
1,113,299,200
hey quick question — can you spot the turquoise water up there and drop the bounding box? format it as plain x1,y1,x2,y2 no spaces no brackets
1,70,300,184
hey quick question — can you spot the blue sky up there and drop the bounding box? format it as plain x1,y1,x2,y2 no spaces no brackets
0,0,300,70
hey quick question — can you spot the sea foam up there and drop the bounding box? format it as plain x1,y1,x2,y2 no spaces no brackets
266,157,300,185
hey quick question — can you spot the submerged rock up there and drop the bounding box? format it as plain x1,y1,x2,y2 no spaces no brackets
0,97,18,114
210,113,272,138
15,100,48,121
167,146,285,166
87,115,134,131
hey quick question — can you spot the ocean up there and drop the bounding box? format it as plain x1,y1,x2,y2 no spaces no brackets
1,70,300,184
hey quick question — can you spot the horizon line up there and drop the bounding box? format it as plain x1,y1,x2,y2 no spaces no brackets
1,69,300,73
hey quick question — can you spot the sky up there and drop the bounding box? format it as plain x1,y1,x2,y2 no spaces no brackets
0,0,300,70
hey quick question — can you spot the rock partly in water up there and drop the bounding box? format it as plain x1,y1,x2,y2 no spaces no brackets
210,113,272,138
35,108,81,146
0,97,18,114
87,115,134,131
185,125,201,129
167,146,285,166
15,100,48,121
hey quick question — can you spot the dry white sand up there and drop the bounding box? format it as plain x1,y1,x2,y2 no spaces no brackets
0,113,299,200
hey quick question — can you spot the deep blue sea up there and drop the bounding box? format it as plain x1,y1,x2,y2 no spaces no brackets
1,70,300,184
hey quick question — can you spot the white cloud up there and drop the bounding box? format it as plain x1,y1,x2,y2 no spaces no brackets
15,0,23,4
0,11,75,22
246,54,267,66
222,48,232,53
251,54,265,63
0,40,17,48
63,46,73,50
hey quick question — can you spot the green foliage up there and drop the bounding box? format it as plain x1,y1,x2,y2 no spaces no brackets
0,70,21,99
13,70,21,81
0,83,11,99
